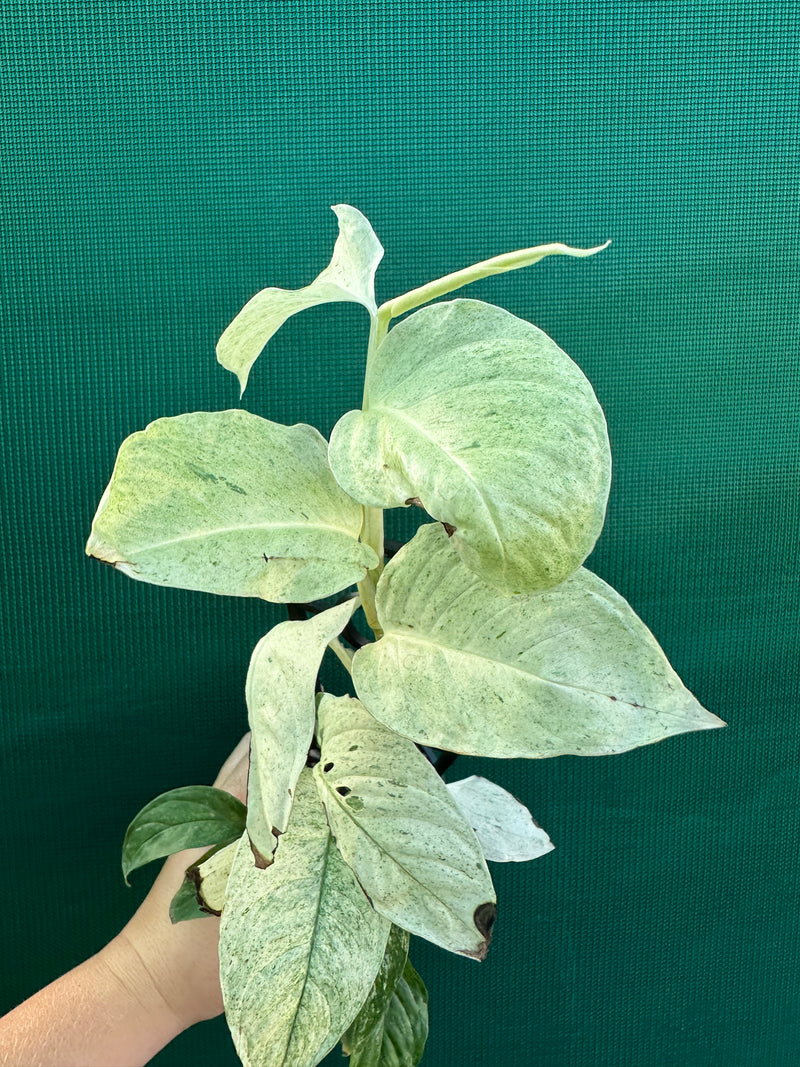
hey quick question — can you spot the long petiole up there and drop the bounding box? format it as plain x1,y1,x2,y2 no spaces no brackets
380,239,611,322
328,636,354,673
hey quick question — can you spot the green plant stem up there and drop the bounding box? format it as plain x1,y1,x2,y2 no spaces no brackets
358,506,384,639
380,240,611,322
327,637,354,673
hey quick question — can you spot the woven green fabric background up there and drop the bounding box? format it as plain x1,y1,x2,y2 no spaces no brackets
2,2,798,1064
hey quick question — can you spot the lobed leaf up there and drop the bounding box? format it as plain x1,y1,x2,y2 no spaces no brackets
344,927,429,1067
245,597,358,865
217,204,384,392
446,776,554,862
313,694,497,960
87,410,377,603
121,785,246,884
328,298,610,593
219,772,391,1067
352,524,725,758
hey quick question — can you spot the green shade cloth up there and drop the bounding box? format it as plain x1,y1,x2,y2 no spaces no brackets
2,3,797,1064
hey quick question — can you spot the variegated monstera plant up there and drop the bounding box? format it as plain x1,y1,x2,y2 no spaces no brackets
87,206,724,1067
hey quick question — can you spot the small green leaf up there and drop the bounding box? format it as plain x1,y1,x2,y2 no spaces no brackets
169,839,239,923
343,926,429,1067
169,874,208,923
353,524,725,758
87,411,377,603
329,298,610,593
121,785,246,884
313,694,496,960
219,773,391,1067
217,204,384,392
245,598,358,865
446,776,554,863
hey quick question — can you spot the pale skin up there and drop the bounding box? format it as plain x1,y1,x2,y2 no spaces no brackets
0,733,251,1067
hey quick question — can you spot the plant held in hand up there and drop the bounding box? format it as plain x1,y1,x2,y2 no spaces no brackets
87,206,724,1067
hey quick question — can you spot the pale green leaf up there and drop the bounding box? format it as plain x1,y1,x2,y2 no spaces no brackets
121,785,246,884
352,524,725,758
217,204,384,392
87,410,377,603
313,694,496,960
245,598,358,865
169,839,239,922
344,927,429,1067
446,776,554,862
329,298,610,593
219,773,391,1067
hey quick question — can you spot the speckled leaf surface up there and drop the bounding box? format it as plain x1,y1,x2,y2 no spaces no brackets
219,773,390,1067
446,776,554,862
313,694,496,960
217,204,383,392
245,598,358,864
353,524,725,758
328,298,610,593
86,410,377,603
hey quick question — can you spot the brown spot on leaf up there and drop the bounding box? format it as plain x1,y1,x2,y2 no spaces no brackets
473,901,497,957
187,866,222,916
442,522,457,537
336,785,351,797
248,835,272,870
405,497,423,508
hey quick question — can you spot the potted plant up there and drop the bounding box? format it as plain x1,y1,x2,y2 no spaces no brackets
86,205,724,1067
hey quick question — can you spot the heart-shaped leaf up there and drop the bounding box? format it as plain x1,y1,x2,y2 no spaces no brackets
313,694,496,960
245,597,358,865
352,524,725,758
343,926,429,1067
219,773,391,1067
217,204,384,392
87,410,377,603
121,785,246,884
446,776,554,862
329,299,610,593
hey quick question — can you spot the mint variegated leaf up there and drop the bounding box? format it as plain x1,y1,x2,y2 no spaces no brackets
217,204,384,392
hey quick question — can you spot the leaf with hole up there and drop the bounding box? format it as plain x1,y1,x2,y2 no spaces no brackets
313,693,496,960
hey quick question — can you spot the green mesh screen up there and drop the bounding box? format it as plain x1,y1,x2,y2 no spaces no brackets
2,3,798,1064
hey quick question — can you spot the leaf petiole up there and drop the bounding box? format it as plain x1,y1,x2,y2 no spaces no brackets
380,239,610,322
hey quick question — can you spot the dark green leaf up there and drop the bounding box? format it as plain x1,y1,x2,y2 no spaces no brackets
345,952,429,1067
343,926,409,1056
122,785,246,884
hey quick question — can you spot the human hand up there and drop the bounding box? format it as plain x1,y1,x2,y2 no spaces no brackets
103,732,251,1032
